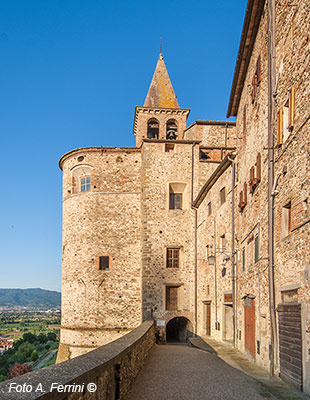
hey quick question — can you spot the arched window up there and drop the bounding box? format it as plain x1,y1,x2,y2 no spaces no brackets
147,118,159,139
71,165,92,194
166,119,178,140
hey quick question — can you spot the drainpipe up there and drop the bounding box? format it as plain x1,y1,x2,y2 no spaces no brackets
192,142,198,336
228,155,236,347
194,207,198,336
268,0,277,376
231,160,236,347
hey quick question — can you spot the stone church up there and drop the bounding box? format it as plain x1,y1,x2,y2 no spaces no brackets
57,0,310,393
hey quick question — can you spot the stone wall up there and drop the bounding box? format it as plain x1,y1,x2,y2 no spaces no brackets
58,147,143,360
0,321,155,400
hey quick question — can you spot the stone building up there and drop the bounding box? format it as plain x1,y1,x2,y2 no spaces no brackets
57,0,310,394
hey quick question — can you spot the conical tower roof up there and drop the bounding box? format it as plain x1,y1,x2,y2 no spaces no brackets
144,53,179,108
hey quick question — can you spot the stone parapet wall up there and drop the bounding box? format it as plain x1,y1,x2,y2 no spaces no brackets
0,321,155,400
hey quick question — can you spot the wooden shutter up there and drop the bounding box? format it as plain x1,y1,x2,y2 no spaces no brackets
252,75,258,103
250,167,255,193
256,153,261,182
289,86,295,129
277,108,283,145
256,56,261,84
166,286,178,310
239,191,243,211
244,182,247,204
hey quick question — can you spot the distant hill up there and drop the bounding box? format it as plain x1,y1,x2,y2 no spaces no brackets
0,288,61,309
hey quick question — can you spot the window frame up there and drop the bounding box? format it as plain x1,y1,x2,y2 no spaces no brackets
166,248,180,268
81,175,91,192
169,193,182,210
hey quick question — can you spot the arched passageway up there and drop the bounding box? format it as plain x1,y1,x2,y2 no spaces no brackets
166,317,193,342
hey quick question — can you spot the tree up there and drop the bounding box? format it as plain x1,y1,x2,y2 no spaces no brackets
8,363,32,379
22,332,37,344
47,332,56,342
38,333,48,344
31,350,38,362
17,342,34,358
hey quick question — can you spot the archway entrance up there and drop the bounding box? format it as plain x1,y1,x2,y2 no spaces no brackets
166,317,193,342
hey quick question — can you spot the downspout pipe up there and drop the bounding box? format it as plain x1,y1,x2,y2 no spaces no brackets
268,0,277,377
192,143,198,336
228,157,236,347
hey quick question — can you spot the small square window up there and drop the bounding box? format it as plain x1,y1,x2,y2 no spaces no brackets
169,193,182,210
99,256,109,271
81,176,91,192
166,248,180,268
165,143,174,152
220,187,226,205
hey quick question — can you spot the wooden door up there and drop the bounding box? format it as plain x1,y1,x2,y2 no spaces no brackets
224,305,233,342
278,303,302,390
205,303,211,336
244,297,255,359
166,286,178,310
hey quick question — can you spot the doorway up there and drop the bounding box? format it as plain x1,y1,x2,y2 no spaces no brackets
244,296,255,359
223,305,233,342
166,317,193,342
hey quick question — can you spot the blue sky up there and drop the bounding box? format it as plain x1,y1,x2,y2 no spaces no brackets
0,0,247,292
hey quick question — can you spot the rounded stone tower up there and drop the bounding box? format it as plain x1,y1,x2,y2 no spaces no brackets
57,147,142,361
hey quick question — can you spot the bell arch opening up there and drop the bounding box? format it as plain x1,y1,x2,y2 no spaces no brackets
166,317,193,343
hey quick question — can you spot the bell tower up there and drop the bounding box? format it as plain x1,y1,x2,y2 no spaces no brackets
133,53,190,146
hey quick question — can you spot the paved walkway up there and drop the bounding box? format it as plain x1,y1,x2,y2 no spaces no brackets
126,343,309,400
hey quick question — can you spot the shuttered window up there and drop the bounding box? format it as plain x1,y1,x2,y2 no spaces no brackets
277,107,284,145
166,286,179,310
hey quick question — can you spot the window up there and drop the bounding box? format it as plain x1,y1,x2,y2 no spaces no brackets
281,202,292,238
254,235,259,264
165,143,174,152
220,187,226,205
81,176,91,192
220,234,226,251
199,149,210,160
166,119,178,140
99,256,110,271
147,118,159,139
242,248,246,271
72,165,92,194
166,286,179,310
169,183,186,210
166,248,180,268
277,86,295,145
249,153,261,193
281,289,298,303
239,182,247,212
208,202,212,216
251,56,261,104
169,193,182,209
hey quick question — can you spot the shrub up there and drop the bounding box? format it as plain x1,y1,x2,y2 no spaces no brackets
8,363,32,379
31,350,38,362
